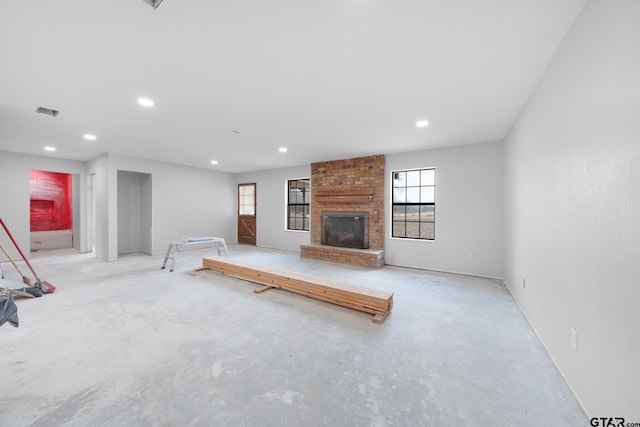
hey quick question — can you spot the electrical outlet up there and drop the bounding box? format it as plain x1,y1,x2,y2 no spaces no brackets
466,251,473,259
522,278,526,288
570,328,578,351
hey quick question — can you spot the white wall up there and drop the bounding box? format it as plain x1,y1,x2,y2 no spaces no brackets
139,172,152,254
72,174,81,250
236,164,311,252
385,141,504,278
106,154,237,260
1,151,237,262
86,154,110,260
117,170,151,255
504,0,640,419
235,150,504,279
0,150,88,259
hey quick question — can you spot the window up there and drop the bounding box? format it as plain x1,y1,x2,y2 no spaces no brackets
287,178,310,231
392,168,435,240
238,183,256,216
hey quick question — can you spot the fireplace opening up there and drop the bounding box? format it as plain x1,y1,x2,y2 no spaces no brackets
321,212,369,249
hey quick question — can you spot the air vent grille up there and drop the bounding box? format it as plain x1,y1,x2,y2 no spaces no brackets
141,0,164,9
35,106,60,117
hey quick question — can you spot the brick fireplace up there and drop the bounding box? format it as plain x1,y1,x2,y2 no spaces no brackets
300,154,385,268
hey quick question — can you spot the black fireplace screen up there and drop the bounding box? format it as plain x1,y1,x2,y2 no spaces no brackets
321,212,369,249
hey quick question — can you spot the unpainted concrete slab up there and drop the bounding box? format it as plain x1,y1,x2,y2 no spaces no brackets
0,245,587,426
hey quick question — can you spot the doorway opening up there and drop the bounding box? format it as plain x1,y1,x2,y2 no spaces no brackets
29,170,78,252
117,171,152,255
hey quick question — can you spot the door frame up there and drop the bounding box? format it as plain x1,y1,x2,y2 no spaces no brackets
237,183,257,245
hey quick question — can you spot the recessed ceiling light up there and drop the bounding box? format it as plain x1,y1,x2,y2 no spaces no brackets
210,160,219,165
279,147,288,153
416,120,429,128
83,134,97,141
44,146,56,152
137,97,154,107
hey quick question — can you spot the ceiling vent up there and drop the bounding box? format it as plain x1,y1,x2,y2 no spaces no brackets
141,0,164,9
35,106,60,117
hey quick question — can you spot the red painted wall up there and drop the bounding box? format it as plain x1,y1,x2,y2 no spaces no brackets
30,170,73,232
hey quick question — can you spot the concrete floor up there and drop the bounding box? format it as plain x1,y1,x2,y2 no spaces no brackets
1,245,587,427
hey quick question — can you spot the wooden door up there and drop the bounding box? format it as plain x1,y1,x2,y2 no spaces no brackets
238,183,256,245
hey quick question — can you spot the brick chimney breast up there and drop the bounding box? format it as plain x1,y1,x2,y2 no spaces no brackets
301,154,385,268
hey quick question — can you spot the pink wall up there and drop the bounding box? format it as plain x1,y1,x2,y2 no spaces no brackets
30,170,72,232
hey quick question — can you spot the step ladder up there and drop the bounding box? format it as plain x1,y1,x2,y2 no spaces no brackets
161,237,228,272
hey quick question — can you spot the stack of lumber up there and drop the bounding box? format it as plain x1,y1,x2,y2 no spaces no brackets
201,257,393,323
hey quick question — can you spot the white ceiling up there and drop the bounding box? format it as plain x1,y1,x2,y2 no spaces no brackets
0,0,585,173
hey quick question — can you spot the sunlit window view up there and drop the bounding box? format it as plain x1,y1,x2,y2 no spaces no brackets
286,179,310,231
392,168,435,240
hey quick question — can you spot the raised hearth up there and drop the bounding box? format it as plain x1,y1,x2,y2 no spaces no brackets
300,243,384,269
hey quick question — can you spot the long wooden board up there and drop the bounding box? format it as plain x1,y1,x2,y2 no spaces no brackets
314,187,374,203
201,257,393,323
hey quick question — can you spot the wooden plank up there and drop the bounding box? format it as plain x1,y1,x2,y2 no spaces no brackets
314,195,373,203
202,258,392,307
280,272,392,298
204,259,390,312
204,257,389,298
281,278,389,307
314,187,374,203
201,257,393,323
373,312,389,324
253,285,276,294
314,187,374,196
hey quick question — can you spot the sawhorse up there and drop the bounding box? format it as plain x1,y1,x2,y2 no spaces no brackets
161,237,228,272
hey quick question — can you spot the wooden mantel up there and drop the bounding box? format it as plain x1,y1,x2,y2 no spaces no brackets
314,186,374,203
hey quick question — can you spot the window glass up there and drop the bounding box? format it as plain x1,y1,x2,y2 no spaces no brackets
421,169,435,186
407,187,420,203
239,184,255,215
420,205,435,222
392,205,406,221
420,223,435,240
287,179,310,231
391,168,435,240
420,187,435,203
407,170,420,186
393,187,406,203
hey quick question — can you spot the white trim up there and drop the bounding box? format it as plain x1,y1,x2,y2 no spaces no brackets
389,236,436,243
389,166,436,241
284,177,310,232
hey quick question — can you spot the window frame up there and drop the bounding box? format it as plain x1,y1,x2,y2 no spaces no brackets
390,167,436,241
285,178,310,232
